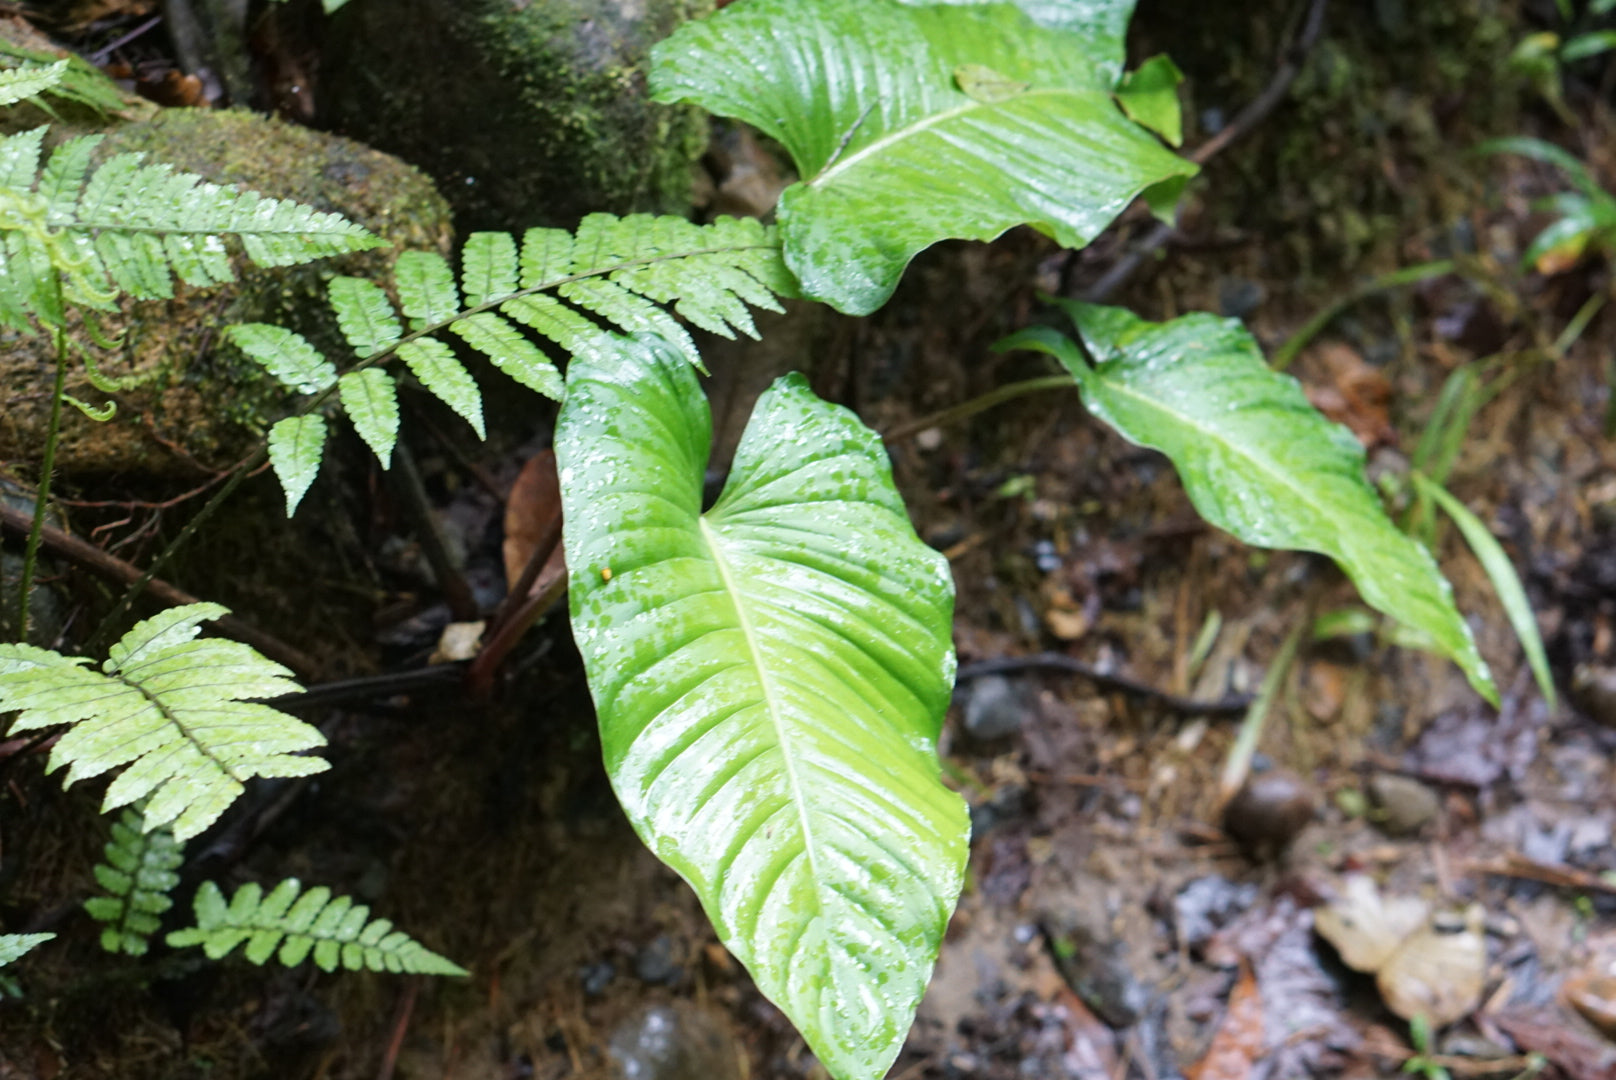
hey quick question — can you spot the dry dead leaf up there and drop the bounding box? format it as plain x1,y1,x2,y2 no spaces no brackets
503,449,567,597
1188,964,1263,1080
1315,876,1485,1026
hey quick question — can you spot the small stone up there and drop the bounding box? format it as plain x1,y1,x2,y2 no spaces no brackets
1222,771,1315,856
1217,277,1267,320
961,675,1025,740
633,934,683,985
579,960,615,997
608,1003,742,1080
1367,773,1440,836
1571,665,1616,729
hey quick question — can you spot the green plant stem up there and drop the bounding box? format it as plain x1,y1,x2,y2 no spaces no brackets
1217,619,1304,804
1271,259,1455,371
1555,289,1608,356
16,328,69,643
882,375,1075,444
85,452,260,654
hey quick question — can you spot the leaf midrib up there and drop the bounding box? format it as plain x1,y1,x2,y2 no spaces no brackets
697,517,824,917
1086,367,1352,555
808,86,1077,188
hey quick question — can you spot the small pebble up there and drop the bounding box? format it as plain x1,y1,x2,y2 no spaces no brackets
1222,770,1316,856
1367,772,1441,836
961,675,1024,740
579,960,615,996
633,934,683,985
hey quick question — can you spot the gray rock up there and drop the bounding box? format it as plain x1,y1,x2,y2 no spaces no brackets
961,675,1025,740
1368,772,1441,836
608,1003,742,1080
320,0,715,232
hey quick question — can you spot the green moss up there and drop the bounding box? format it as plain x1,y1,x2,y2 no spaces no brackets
320,0,714,231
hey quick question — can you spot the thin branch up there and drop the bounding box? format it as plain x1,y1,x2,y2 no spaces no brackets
956,653,1251,716
0,500,321,678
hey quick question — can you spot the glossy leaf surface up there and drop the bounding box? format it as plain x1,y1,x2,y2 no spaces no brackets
1001,303,1496,702
651,0,1193,314
557,335,967,1080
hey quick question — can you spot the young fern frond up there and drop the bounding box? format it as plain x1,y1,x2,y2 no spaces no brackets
0,603,328,840
83,807,184,956
0,933,54,967
229,212,794,513
0,126,382,332
167,879,466,976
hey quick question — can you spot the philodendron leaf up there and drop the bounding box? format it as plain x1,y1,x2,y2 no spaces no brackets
899,0,1138,84
557,334,968,1080
1000,303,1497,704
651,0,1193,315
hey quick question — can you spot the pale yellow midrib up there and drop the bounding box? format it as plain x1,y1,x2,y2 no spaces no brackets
698,518,825,906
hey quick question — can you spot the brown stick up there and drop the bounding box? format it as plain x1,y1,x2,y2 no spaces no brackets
0,502,322,679
956,653,1251,716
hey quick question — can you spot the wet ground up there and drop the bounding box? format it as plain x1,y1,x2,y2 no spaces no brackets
5,3,1616,1080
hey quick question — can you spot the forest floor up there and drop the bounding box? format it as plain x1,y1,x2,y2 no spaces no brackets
4,3,1616,1080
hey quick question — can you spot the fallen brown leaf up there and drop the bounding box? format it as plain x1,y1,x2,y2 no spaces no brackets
1188,963,1264,1080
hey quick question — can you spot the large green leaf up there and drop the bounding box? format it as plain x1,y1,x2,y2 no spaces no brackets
557,334,967,1080
1000,303,1497,703
650,0,1193,315
899,0,1138,83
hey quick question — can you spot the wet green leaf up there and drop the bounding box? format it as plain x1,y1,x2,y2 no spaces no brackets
1000,303,1497,703
557,334,967,1080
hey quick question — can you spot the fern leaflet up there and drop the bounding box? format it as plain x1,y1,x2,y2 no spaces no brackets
0,934,54,967
84,807,184,956
0,603,328,840
231,212,793,513
0,126,382,333
168,879,466,976
0,60,66,107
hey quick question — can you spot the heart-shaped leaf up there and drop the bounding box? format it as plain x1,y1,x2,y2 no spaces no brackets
651,0,1193,314
557,334,968,1080
1001,303,1497,703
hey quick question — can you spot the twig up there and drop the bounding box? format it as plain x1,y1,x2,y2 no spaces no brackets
0,501,321,678
377,979,419,1080
883,375,1077,443
390,442,478,622
1079,0,1331,304
465,567,568,699
956,654,1251,716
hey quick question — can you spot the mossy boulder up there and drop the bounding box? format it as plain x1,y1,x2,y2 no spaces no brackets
318,0,714,232
0,107,453,477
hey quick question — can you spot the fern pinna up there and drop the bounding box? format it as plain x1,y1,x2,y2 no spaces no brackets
168,879,465,976
0,603,327,840
84,807,184,955
228,212,796,512
0,124,380,333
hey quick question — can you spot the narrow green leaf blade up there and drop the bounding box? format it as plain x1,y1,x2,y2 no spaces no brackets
338,368,399,467
267,415,327,515
0,933,54,967
651,0,1193,314
557,334,967,1080
1002,303,1497,703
1415,475,1555,708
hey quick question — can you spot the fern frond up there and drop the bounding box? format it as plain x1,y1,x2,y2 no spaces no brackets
0,933,53,967
83,807,184,956
0,127,383,332
0,60,67,107
0,40,127,115
168,879,466,976
0,603,329,840
233,213,790,504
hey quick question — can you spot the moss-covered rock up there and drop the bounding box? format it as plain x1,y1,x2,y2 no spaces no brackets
317,0,714,232
0,106,453,477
